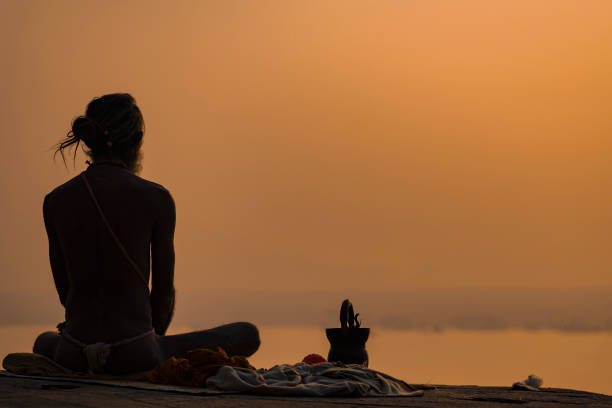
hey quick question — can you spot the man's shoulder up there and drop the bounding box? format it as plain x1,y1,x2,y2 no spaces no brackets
134,175,170,194
45,174,83,201
45,171,173,203
130,174,174,203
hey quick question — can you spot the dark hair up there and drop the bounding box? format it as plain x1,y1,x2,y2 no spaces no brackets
56,93,144,172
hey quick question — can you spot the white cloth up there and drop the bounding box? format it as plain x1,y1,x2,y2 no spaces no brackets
206,362,424,397
512,374,543,391
61,328,154,375
83,343,112,374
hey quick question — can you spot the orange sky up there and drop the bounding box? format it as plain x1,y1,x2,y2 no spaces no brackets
1,0,611,296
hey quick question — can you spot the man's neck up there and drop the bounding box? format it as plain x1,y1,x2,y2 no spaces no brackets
89,158,128,170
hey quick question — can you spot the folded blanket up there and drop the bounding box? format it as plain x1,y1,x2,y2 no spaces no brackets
206,362,424,397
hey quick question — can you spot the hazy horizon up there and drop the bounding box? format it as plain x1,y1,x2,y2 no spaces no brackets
2,287,611,332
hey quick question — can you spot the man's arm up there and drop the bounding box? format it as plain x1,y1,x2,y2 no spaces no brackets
43,195,69,307
150,190,176,336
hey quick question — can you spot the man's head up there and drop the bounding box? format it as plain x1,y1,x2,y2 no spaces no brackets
57,93,145,173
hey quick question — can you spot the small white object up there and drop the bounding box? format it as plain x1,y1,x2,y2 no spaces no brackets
525,374,543,388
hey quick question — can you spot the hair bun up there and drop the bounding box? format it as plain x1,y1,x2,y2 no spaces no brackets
56,93,143,172
72,116,101,146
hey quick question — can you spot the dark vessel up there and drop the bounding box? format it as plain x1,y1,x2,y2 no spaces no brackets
326,299,370,366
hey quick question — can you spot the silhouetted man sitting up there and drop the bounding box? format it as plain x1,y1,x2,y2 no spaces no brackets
34,93,259,375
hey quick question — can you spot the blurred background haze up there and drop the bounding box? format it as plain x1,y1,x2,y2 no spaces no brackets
1,0,611,330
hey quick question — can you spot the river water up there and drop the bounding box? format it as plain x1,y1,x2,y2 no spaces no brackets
2,325,610,395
